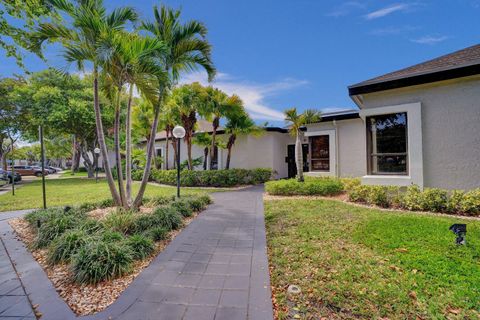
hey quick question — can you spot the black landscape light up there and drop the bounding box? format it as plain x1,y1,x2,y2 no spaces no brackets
172,125,186,198
449,224,467,245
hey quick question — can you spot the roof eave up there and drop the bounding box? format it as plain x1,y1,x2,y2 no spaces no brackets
348,63,480,96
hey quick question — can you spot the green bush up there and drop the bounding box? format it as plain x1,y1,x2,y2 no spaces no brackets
171,200,193,217
348,185,398,208
34,214,80,248
150,168,273,187
125,234,154,260
79,219,104,234
153,207,183,230
265,177,344,196
459,189,480,215
341,177,361,192
145,227,168,241
47,229,90,264
421,188,448,212
71,240,133,284
101,230,124,242
132,169,144,181
134,214,161,233
25,208,64,229
103,210,136,234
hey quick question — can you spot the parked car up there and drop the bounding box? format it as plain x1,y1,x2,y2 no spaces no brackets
0,168,22,183
33,164,60,174
8,165,48,177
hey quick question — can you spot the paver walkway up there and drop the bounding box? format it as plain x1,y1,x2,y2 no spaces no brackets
0,186,273,320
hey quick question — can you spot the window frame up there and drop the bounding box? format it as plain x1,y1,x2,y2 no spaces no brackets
309,135,330,172
366,112,409,176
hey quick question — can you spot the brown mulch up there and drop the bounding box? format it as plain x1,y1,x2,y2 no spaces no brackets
9,209,197,316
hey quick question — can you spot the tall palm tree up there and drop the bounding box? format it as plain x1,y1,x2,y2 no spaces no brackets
201,87,242,170
224,108,261,169
159,103,181,170
99,32,165,205
166,83,203,170
284,108,321,182
134,4,215,207
30,0,137,206
192,132,211,170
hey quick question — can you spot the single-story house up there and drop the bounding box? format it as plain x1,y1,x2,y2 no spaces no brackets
150,44,480,190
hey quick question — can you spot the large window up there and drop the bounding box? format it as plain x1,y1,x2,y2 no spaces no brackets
310,135,329,171
367,112,408,175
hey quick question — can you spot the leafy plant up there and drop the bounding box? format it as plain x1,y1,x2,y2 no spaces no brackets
35,214,80,248
171,200,193,217
71,240,133,284
125,234,154,260
145,227,168,241
153,207,183,230
265,177,343,196
103,210,136,234
47,229,90,264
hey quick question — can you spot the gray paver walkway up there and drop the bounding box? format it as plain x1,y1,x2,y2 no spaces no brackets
0,186,273,320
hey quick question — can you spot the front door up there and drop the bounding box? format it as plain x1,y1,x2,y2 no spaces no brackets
286,144,309,178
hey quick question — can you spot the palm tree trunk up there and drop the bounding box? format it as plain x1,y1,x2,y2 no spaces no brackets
165,128,170,170
226,134,236,170
93,66,121,205
210,117,218,170
171,137,177,169
70,135,77,175
203,147,208,170
132,88,164,208
187,137,193,170
125,84,134,203
295,130,304,182
114,87,127,208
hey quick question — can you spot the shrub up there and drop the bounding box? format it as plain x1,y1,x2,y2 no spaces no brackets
447,190,465,213
34,214,79,248
101,230,124,242
265,178,343,196
134,214,161,233
103,210,136,234
150,168,273,187
153,207,183,230
25,208,64,229
145,227,168,241
79,219,104,234
47,229,90,264
125,234,154,260
77,202,97,213
348,185,397,208
341,177,361,192
71,240,133,284
421,188,448,212
400,185,424,211
459,189,480,215
132,169,144,181
171,200,193,217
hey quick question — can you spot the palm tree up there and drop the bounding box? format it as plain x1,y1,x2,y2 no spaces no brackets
166,83,204,170
134,4,215,207
224,108,261,169
99,31,165,205
30,0,137,206
159,103,181,170
284,108,321,182
192,132,211,170
202,87,242,170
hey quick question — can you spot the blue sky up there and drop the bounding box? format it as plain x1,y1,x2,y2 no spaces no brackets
2,0,480,125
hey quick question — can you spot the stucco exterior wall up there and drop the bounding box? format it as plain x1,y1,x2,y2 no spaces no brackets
304,119,366,178
360,75,480,190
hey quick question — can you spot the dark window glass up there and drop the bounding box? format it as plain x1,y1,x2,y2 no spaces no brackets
310,135,329,171
367,112,408,175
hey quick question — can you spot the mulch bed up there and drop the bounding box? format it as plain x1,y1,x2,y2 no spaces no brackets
9,207,197,315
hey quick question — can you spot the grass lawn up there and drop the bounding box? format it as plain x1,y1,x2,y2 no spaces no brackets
60,171,90,178
0,178,209,212
265,198,480,319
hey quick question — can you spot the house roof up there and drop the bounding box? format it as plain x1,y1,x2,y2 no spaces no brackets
349,43,480,95
320,109,359,121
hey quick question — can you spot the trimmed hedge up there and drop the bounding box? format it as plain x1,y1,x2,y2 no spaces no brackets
147,168,273,187
265,177,344,196
347,184,480,216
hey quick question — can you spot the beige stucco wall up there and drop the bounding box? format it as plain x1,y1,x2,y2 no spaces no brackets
304,119,366,178
359,75,480,190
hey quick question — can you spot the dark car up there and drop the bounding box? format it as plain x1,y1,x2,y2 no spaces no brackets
0,168,22,183
8,165,48,177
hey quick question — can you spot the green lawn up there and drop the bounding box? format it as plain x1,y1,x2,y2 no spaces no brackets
0,178,209,211
265,198,480,319
59,171,90,178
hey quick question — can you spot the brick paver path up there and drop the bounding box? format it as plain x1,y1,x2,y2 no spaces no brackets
0,186,273,320
0,237,36,320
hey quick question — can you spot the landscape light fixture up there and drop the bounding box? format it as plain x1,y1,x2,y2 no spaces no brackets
449,224,467,245
94,147,101,183
172,126,186,198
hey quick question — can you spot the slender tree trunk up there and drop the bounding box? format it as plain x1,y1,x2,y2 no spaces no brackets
187,137,193,170
171,137,177,169
80,141,95,178
0,137,5,170
210,117,219,170
114,86,127,208
70,135,77,175
295,130,304,182
92,66,121,205
125,85,134,203
226,134,236,170
133,88,164,208
203,147,208,170
165,128,170,170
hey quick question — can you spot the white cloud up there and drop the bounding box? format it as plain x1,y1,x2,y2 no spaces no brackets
411,35,449,45
365,3,410,20
179,72,309,121
369,25,419,36
326,1,365,17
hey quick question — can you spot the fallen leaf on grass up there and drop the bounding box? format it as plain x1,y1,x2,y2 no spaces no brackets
408,291,417,300
395,248,409,253
447,307,460,315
